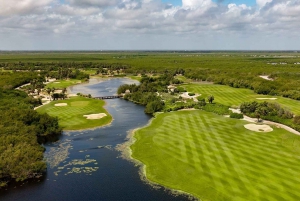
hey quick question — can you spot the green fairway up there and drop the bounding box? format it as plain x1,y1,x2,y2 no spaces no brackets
37,96,112,130
131,110,300,200
183,83,300,115
46,79,82,89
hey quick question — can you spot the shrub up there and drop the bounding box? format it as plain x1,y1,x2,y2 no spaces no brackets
207,95,214,104
202,103,229,115
294,116,300,125
230,113,244,119
188,92,195,96
177,87,186,92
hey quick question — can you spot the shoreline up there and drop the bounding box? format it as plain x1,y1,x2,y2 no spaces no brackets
118,109,300,201
116,114,198,201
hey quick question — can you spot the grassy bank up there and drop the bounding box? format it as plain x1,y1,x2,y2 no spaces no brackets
131,110,300,200
37,96,112,130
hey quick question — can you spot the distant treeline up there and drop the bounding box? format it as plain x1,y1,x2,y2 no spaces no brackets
2,53,300,101
0,73,62,187
0,62,130,72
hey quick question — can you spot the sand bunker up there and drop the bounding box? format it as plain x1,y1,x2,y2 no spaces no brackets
259,75,274,81
256,98,277,100
83,113,107,120
180,92,200,99
54,82,60,83
244,124,273,132
54,90,62,93
55,103,68,106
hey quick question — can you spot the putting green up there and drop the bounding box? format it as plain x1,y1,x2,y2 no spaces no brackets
184,83,300,115
37,96,112,130
131,110,300,200
46,79,82,89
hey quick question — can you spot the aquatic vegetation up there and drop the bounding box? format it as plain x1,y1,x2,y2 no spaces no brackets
45,140,72,168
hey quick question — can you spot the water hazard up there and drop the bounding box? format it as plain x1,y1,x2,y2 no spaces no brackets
0,78,190,201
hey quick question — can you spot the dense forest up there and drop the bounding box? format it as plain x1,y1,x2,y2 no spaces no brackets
0,72,62,187
2,52,300,101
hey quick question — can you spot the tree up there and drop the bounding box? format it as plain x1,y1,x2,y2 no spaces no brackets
46,88,52,100
255,110,261,122
62,87,67,95
207,95,214,104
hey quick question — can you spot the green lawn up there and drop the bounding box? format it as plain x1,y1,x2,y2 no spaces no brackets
82,69,97,75
131,110,300,200
183,83,300,115
46,79,82,89
37,96,112,130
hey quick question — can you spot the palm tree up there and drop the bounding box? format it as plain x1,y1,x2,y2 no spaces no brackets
62,88,67,100
46,88,52,100
62,87,67,95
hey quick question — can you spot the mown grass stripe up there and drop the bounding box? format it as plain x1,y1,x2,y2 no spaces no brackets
131,110,300,200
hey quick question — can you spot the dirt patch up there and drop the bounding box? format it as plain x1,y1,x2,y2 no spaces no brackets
256,98,277,100
83,113,107,119
244,124,273,132
55,103,68,106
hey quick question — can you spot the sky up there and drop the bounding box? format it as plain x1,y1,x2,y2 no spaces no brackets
0,0,299,50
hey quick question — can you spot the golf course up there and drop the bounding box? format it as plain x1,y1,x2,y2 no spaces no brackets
183,83,300,115
131,110,300,200
37,96,112,130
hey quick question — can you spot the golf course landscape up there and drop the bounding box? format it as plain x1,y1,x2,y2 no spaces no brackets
183,83,300,115
37,96,112,130
131,110,300,200
3,51,300,200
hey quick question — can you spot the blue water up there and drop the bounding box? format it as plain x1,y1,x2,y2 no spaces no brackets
0,78,190,201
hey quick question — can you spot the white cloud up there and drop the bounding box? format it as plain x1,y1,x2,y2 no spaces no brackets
0,0,300,50
256,0,272,7
182,0,213,8
67,0,119,7
0,0,52,16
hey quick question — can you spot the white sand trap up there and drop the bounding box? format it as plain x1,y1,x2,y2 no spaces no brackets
55,103,68,106
54,90,62,93
68,93,78,97
244,124,273,132
181,92,201,99
229,108,241,114
83,113,107,119
256,98,277,100
259,75,274,81
54,82,60,83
